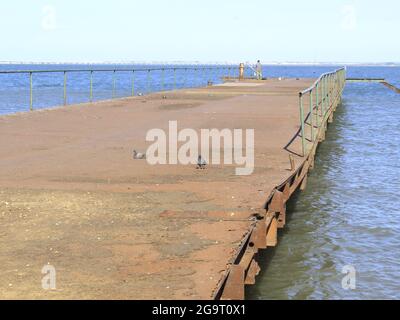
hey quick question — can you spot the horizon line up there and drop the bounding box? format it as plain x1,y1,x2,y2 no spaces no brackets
0,60,399,66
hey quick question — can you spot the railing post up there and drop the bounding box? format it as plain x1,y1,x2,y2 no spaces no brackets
341,70,344,93
333,74,336,103
212,67,215,83
337,72,339,97
325,75,327,110
333,73,338,95
327,75,329,111
316,82,320,128
112,70,116,99
337,72,340,96
327,74,331,110
337,73,339,96
63,71,67,106
333,73,336,100
310,90,314,142
29,72,33,111
326,75,329,111
173,68,176,90
340,71,342,92
90,71,93,102
147,69,151,94
131,70,135,96
321,76,324,116
343,69,346,93
299,93,306,157
198,68,201,87
322,76,326,117
161,68,165,91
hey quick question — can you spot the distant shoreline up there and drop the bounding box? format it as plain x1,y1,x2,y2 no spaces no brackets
0,61,399,67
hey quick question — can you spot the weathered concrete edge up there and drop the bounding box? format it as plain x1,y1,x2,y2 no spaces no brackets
211,83,345,300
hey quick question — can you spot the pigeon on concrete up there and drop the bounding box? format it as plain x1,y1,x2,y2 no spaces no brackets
133,150,146,160
196,155,207,170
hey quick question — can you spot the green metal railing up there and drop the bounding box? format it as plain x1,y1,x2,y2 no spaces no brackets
0,65,237,112
298,67,346,156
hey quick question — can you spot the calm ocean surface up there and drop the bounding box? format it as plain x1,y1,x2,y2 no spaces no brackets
1,64,399,299
247,65,400,300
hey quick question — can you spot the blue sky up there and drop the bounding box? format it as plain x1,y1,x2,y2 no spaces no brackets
1,0,399,63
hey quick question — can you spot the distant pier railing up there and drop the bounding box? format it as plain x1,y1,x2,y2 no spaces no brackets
0,65,239,113
346,78,400,93
299,67,346,156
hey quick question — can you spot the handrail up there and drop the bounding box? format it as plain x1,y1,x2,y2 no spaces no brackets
0,65,237,113
298,67,347,156
299,67,346,96
0,66,232,74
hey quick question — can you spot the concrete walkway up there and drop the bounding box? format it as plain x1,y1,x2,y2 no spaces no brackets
0,78,314,299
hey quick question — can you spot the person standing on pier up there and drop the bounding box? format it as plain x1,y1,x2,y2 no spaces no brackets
256,60,263,80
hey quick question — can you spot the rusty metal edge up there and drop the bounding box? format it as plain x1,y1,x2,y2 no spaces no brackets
212,83,344,300
382,81,400,94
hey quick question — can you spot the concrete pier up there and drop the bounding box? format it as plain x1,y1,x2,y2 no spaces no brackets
0,75,343,299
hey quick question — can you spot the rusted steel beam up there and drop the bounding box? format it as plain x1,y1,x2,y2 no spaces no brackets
251,218,267,249
300,175,308,191
289,154,296,172
309,155,315,170
382,82,400,94
239,247,257,271
277,210,286,229
245,260,261,285
283,182,291,202
319,125,326,142
328,112,334,123
212,229,253,300
220,265,245,300
269,190,285,213
266,216,278,247
289,173,303,194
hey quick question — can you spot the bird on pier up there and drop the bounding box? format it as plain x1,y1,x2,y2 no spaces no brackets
133,150,146,160
196,155,207,170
